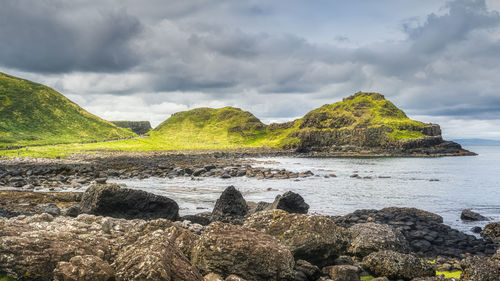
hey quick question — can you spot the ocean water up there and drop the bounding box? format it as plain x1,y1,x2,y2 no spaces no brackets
112,145,500,234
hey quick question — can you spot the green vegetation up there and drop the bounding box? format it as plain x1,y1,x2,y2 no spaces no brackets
0,72,136,147
0,86,436,158
0,275,17,281
436,270,462,278
300,92,425,140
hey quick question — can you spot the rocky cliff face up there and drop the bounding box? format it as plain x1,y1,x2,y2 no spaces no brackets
111,121,152,135
282,92,474,156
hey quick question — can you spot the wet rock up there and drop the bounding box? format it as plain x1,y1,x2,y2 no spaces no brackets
294,260,320,281
53,255,114,281
362,250,435,280
62,204,80,217
460,209,488,221
461,255,500,281
471,226,482,233
244,210,349,267
333,207,496,257
181,214,211,226
322,265,360,281
40,203,61,216
220,173,231,179
481,222,500,243
193,168,206,176
113,229,203,281
210,186,248,224
190,222,295,281
348,222,410,257
267,191,309,214
80,183,179,220
94,177,107,184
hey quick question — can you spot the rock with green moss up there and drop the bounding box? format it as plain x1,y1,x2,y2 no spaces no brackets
244,209,349,267
190,222,295,281
362,250,435,280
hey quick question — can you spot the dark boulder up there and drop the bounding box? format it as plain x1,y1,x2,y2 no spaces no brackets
210,186,248,224
268,191,309,214
181,214,211,226
460,209,488,221
80,184,179,220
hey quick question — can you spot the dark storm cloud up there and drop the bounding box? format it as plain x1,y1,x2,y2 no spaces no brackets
0,1,142,73
1,0,500,138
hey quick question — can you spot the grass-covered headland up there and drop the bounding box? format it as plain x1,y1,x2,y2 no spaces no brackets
0,72,463,158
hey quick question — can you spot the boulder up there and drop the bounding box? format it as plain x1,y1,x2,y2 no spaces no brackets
460,255,500,281
410,277,459,281
53,255,114,281
244,210,349,267
62,204,80,217
190,222,295,281
113,229,203,281
460,209,488,221
322,265,360,281
348,222,410,257
210,186,248,224
481,222,500,243
267,191,309,214
181,214,211,226
294,260,320,281
362,250,435,280
204,273,224,281
225,275,247,281
80,183,179,220
40,203,61,216
0,215,112,281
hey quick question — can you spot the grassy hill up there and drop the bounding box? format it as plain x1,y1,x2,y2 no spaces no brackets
298,92,427,140
0,91,444,158
0,72,136,146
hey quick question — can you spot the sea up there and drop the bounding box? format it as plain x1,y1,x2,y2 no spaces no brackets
112,145,500,235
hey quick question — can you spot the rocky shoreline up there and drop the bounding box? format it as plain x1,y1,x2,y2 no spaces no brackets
0,148,477,191
1,183,499,281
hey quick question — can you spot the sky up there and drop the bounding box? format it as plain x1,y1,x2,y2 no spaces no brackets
1,0,500,140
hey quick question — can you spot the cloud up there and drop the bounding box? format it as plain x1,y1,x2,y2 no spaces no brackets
0,0,500,139
0,1,142,73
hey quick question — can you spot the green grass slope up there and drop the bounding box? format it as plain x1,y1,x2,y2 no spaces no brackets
299,92,427,140
0,72,136,146
0,91,439,158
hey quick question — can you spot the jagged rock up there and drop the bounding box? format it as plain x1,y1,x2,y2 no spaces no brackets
481,222,500,243
40,203,61,216
322,265,360,281
493,249,500,261
113,229,203,281
348,222,410,257
294,260,320,281
460,209,488,221
53,255,114,281
210,186,248,224
460,255,500,281
244,209,349,267
163,225,199,259
190,222,295,281
80,183,179,220
267,191,309,214
362,250,435,280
